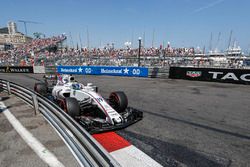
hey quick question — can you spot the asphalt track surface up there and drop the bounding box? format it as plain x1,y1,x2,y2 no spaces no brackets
1,73,250,167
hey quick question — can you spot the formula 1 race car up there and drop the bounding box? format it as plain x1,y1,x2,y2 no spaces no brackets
34,74,143,133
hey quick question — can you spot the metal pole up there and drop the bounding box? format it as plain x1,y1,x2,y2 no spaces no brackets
32,94,39,115
24,22,28,36
138,37,142,67
6,82,11,95
163,49,166,67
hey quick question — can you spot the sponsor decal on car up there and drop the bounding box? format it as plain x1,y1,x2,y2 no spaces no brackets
186,71,202,78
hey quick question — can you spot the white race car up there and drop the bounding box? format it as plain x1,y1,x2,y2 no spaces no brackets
34,74,143,133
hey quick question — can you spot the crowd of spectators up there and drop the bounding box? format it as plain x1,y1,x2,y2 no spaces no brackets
0,31,197,65
0,35,66,66
32,45,196,66
1,34,248,68
0,35,197,66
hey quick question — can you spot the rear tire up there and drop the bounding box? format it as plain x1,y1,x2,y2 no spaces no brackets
65,97,80,117
109,91,128,113
34,83,47,96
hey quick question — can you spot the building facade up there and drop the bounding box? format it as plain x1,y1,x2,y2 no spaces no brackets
0,22,32,50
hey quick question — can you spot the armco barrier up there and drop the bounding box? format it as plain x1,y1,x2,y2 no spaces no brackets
0,79,121,167
0,66,33,73
169,66,250,85
57,65,149,77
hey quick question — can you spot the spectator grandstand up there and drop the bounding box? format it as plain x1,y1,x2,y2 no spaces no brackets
0,34,249,68
0,34,66,66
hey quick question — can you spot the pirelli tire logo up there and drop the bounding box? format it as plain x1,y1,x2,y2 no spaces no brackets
186,71,202,78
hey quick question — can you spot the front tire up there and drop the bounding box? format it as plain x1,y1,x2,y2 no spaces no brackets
109,91,128,113
65,97,80,118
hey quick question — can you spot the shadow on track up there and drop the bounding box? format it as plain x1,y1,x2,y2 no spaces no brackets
118,130,231,167
0,97,10,101
143,110,250,140
0,87,4,93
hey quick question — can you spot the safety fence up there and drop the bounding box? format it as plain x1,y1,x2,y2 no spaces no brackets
0,79,121,167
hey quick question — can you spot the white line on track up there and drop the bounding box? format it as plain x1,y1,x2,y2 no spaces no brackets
0,102,65,167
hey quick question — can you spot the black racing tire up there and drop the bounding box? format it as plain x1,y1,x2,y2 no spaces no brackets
65,97,80,118
109,91,128,113
34,83,47,96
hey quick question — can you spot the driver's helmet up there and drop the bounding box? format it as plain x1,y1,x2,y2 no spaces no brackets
72,83,81,90
62,75,70,84
69,76,75,82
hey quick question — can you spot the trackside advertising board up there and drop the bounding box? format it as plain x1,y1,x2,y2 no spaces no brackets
169,66,250,85
0,66,33,73
57,66,149,77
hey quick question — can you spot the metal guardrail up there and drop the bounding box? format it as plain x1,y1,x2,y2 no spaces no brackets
0,79,121,167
